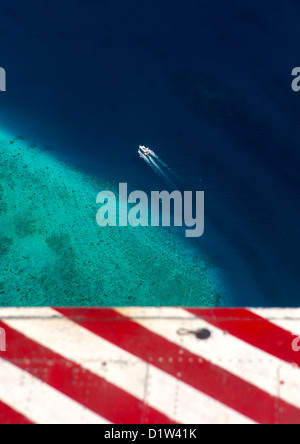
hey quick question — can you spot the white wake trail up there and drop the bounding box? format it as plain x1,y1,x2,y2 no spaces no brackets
139,152,152,165
150,152,168,168
139,146,177,186
148,156,175,186
151,152,180,180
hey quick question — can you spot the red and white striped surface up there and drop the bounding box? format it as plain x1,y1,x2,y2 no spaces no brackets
0,307,300,424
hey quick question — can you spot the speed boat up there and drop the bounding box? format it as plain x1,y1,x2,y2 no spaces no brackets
138,145,151,156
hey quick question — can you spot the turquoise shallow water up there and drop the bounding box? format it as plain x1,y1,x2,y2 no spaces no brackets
0,130,222,306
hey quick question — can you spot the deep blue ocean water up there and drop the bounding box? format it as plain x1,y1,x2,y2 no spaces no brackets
0,0,299,306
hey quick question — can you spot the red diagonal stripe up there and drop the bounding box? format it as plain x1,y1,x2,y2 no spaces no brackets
56,308,300,424
0,399,34,425
186,308,300,368
0,321,177,425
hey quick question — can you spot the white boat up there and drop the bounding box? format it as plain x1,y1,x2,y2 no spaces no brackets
138,145,151,156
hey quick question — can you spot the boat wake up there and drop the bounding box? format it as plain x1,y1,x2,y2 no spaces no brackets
138,146,176,186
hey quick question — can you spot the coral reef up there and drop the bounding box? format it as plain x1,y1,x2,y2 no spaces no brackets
0,130,221,306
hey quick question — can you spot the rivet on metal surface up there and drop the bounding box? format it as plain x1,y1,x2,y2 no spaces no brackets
177,328,211,340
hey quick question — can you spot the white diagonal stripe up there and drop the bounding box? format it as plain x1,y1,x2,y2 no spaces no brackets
0,359,109,424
